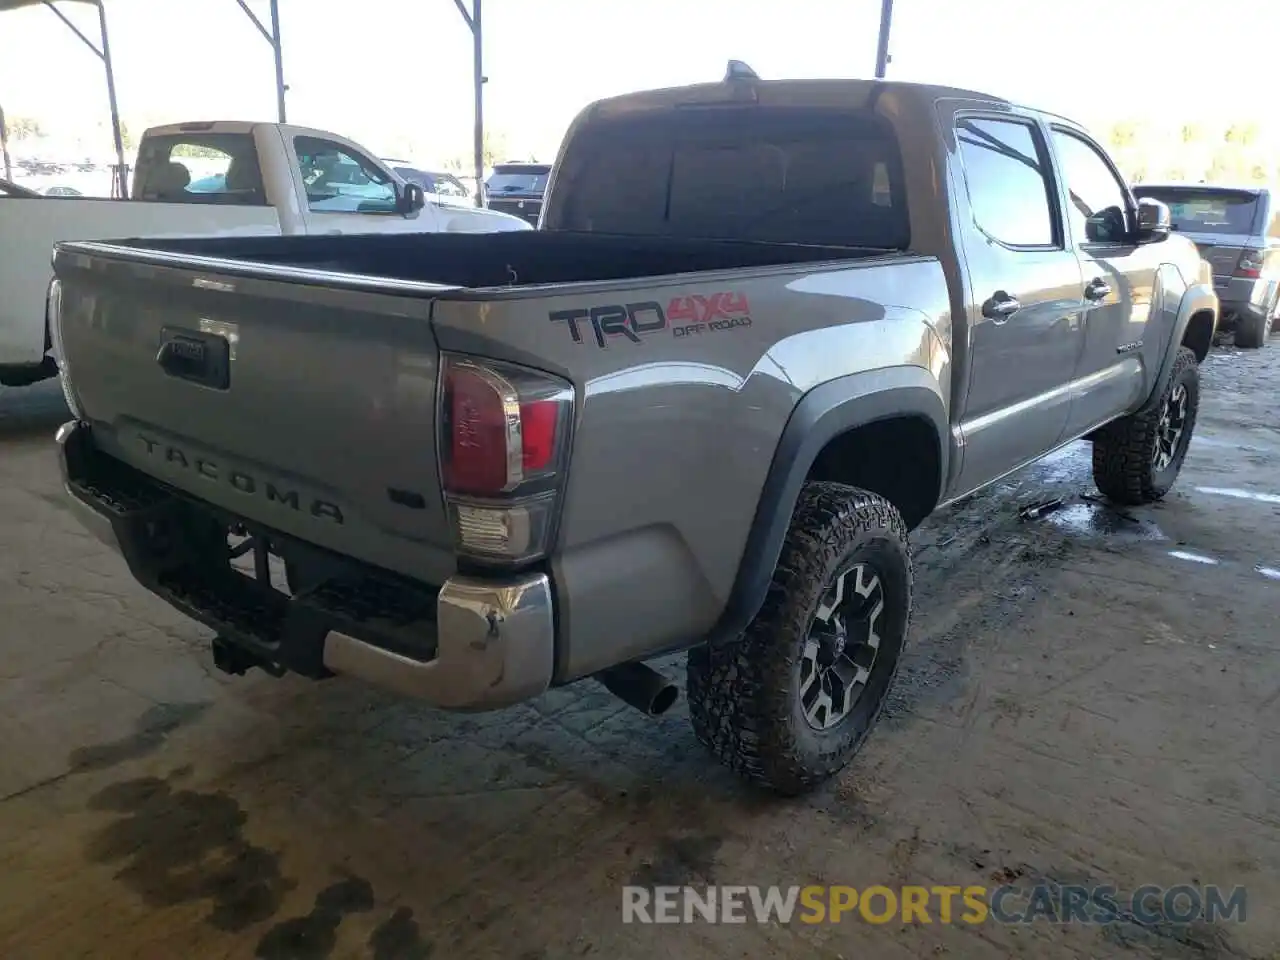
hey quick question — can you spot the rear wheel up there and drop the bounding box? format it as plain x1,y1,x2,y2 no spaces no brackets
686,482,912,796
1236,310,1268,349
1092,346,1199,505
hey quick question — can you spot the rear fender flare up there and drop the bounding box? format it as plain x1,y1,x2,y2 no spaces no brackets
705,365,948,647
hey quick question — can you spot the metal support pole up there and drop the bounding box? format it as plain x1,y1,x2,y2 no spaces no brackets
452,0,485,208
41,1,127,196
270,0,286,123
0,103,11,182
234,0,287,122
472,0,484,208
874,0,894,79
96,1,127,197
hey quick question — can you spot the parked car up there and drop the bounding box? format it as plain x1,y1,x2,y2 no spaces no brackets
0,119,531,387
383,162,475,208
485,161,551,225
1132,182,1278,348
50,72,1217,795
40,184,84,197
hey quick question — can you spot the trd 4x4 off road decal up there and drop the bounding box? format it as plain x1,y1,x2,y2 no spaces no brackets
549,292,752,348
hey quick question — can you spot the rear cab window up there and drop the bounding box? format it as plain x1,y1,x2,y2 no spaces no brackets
487,165,551,197
1130,186,1261,236
543,106,910,249
133,131,268,205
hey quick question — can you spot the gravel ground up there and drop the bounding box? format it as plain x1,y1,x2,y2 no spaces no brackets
1,335,1278,960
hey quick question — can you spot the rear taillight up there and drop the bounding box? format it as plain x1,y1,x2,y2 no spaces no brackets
1235,248,1269,278
439,354,574,565
46,278,84,420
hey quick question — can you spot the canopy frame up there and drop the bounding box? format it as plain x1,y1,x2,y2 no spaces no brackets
0,0,289,196
232,0,287,124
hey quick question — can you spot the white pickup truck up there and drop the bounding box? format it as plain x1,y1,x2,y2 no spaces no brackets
0,120,530,386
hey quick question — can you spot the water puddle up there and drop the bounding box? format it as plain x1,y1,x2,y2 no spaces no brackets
1026,444,1092,484
1255,565,1280,581
1042,500,1168,543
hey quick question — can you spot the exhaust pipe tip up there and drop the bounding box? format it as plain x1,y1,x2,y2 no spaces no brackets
596,661,679,717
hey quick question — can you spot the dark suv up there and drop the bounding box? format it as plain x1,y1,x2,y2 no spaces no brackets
485,162,551,226
1133,183,1278,348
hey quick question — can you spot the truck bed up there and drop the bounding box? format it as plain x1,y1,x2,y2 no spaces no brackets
91,230,891,291
52,226,943,683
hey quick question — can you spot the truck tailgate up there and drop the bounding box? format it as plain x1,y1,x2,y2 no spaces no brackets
53,245,458,586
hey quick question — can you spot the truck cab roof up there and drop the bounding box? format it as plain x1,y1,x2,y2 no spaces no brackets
587,77,1014,115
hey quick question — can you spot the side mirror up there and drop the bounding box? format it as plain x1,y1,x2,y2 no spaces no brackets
1136,197,1171,244
397,182,426,215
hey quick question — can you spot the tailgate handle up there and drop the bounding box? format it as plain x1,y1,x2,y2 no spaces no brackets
156,327,230,390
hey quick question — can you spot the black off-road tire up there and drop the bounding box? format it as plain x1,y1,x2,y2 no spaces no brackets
686,482,912,796
1091,346,1199,505
1235,310,1268,349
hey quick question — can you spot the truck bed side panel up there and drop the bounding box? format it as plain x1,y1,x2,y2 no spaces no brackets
430,256,952,680
54,250,457,586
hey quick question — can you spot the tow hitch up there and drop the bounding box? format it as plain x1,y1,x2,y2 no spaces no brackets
211,635,285,678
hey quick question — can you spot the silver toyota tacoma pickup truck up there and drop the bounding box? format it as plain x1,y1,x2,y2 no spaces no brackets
49,73,1218,795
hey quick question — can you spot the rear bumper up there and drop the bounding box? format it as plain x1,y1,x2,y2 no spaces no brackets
56,420,555,711
1217,276,1277,324
486,198,542,225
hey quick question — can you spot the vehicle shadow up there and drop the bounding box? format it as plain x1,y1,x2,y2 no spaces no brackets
0,382,69,440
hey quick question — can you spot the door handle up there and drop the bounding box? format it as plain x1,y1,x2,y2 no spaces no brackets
1084,278,1112,301
982,291,1021,322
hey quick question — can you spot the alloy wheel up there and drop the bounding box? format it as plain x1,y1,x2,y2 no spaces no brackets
1153,381,1189,473
798,563,885,730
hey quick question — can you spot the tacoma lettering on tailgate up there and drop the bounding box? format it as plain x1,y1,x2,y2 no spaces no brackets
138,435,345,524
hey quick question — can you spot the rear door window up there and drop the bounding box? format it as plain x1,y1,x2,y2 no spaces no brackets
955,117,1057,248
544,107,910,249
133,132,268,205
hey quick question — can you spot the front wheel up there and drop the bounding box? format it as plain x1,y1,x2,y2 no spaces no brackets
686,482,912,796
1092,346,1200,505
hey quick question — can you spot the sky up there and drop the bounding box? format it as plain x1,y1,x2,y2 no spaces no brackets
0,0,1272,165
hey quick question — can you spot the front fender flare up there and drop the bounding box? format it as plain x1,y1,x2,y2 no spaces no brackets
1143,281,1217,409
705,365,948,647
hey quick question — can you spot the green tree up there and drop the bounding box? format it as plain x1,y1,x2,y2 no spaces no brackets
1107,120,1139,150
1180,123,1203,145
1208,150,1242,183
482,129,510,167
171,142,228,160
6,115,44,140
1225,122,1258,146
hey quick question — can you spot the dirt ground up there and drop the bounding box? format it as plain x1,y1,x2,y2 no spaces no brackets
1,334,1278,960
